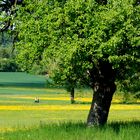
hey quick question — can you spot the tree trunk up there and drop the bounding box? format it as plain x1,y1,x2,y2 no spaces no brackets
70,87,75,104
87,82,116,126
87,60,116,126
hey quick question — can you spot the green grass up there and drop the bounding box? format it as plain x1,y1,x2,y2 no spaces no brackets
0,72,140,140
1,109,140,129
0,72,46,88
1,121,140,140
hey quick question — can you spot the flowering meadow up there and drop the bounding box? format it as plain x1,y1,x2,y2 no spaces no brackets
0,73,140,140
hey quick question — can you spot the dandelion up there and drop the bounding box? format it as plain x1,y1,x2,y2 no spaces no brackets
0,104,140,111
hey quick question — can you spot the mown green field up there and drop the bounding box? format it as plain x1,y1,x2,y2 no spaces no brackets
0,72,46,88
0,72,140,140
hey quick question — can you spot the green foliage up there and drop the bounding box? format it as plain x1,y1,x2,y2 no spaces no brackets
30,63,47,75
121,73,140,92
0,58,18,72
117,72,140,100
0,47,11,58
15,0,140,89
0,47,18,72
0,32,13,47
0,0,23,32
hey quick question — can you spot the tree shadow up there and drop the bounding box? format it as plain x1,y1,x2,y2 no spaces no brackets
73,101,91,104
0,82,46,88
106,121,140,134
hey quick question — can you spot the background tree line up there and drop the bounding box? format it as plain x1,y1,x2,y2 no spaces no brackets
0,0,23,71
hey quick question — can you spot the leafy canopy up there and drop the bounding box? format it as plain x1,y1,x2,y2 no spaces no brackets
15,0,140,87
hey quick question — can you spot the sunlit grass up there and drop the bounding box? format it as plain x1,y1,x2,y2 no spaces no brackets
0,79,140,139
1,121,140,140
1,104,140,111
0,104,89,111
0,87,139,104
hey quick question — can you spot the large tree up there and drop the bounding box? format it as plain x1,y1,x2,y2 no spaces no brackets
15,0,140,126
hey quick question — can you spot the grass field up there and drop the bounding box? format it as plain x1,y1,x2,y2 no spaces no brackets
0,72,46,88
1,121,140,140
0,72,140,140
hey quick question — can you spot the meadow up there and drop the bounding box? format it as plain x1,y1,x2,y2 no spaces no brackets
0,72,140,140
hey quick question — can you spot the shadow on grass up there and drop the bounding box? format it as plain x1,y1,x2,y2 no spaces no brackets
39,120,140,131
0,82,46,88
73,101,140,105
105,120,140,134
73,101,91,104
1,121,140,140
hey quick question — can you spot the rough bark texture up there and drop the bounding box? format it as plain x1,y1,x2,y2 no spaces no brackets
70,87,75,104
87,82,116,126
87,60,116,126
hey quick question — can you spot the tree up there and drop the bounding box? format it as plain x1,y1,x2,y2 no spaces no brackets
14,0,51,71
43,0,140,126
15,0,140,126
0,0,23,72
0,0,24,55
0,0,23,32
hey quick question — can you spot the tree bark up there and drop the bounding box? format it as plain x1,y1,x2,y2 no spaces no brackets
87,60,116,126
70,87,75,104
87,82,116,126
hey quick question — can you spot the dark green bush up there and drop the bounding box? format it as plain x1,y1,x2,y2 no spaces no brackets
30,63,47,75
0,58,18,72
0,47,11,58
